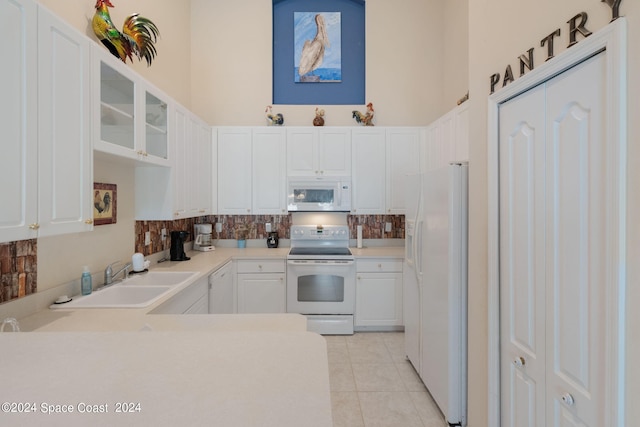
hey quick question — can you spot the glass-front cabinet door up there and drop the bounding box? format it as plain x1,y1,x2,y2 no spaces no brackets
93,47,171,166
99,61,135,151
144,90,168,160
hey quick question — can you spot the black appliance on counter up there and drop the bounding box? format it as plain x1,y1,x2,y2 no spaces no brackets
267,231,279,248
170,231,190,261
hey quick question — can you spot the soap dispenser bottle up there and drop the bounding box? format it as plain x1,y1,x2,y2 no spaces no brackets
81,266,92,295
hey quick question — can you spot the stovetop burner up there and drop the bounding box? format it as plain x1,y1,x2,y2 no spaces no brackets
288,225,353,260
289,247,353,257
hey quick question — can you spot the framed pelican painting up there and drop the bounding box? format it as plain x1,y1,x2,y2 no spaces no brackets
294,12,341,83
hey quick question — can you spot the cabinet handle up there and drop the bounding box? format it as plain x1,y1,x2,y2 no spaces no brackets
378,263,382,269
84,219,93,225
28,223,40,230
513,356,525,367
561,393,575,407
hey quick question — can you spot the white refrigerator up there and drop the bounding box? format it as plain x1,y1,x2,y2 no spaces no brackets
404,162,468,427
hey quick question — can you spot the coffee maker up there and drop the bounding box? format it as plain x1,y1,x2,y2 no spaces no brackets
267,231,279,248
194,224,215,252
170,231,190,261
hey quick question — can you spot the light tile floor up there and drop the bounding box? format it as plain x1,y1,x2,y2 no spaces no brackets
327,332,447,427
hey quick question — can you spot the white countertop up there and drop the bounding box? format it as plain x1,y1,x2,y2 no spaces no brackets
0,330,331,427
0,245,404,427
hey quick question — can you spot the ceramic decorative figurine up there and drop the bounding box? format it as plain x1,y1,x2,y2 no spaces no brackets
265,105,284,126
313,108,325,126
352,102,374,126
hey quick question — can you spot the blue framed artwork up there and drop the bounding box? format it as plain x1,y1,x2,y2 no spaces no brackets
273,0,365,105
295,12,341,83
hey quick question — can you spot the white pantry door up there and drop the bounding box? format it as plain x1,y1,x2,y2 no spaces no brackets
499,52,608,427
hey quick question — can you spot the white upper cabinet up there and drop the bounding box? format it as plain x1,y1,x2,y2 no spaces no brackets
217,127,286,215
0,0,38,243
135,105,212,220
385,128,423,214
287,127,351,177
92,47,170,166
37,6,93,237
252,128,287,215
453,102,469,162
424,102,470,171
135,105,213,220
217,128,253,214
0,1,93,243
351,128,386,214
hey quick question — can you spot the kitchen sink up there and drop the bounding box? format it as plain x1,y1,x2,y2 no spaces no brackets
119,271,198,287
50,271,198,309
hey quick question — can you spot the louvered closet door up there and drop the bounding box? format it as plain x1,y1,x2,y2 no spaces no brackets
499,52,608,427
544,53,606,427
499,84,546,427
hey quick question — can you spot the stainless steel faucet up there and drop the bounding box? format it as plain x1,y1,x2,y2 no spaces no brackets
104,261,132,286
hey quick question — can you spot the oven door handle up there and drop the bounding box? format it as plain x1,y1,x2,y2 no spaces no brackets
287,259,355,266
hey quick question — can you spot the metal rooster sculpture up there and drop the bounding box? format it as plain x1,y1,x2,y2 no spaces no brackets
92,0,159,66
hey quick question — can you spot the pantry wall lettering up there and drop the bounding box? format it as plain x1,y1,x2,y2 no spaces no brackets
489,0,622,94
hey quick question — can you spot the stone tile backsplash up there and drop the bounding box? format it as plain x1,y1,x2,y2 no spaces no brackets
135,214,405,256
0,214,404,304
0,239,37,304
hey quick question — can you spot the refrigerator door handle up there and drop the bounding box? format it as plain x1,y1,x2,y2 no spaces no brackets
415,219,424,281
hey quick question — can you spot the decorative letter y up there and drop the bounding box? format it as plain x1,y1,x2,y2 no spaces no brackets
601,0,622,22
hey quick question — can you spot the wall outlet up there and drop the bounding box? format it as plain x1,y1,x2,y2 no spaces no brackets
265,223,272,232
145,231,151,246
161,228,167,240
215,223,222,233
385,222,392,232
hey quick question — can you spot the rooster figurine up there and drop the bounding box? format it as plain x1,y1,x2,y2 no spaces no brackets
352,102,375,126
265,105,284,126
92,0,159,66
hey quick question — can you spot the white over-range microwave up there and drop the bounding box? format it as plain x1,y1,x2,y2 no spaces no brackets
287,177,351,212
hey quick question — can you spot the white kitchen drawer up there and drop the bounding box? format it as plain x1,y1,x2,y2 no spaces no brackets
356,259,403,273
236,259,285,274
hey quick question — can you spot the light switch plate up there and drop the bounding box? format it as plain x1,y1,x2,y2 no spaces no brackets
161,228,167,240
385,222,392,232
145,231,151,246
265,223,272,232
215,223,222,233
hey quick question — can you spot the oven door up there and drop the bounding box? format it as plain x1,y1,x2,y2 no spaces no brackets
286,259,355,314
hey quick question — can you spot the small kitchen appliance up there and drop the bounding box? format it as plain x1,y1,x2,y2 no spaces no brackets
287,177,351,212
267,231,279,248
193,224,215,252
170,231,190,261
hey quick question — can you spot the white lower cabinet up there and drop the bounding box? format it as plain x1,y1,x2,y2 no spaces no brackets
150,276,209,314
355,259,403,330
236,260,286,314
209,261,235,314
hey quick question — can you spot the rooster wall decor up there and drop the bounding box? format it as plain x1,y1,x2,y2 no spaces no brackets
352,102,375,126
92,0,159,66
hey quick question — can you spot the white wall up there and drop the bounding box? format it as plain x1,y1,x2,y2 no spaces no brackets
467,1,638,426
190,0,447,126
37,0,192,107
37,156,135,290
443,0,469,109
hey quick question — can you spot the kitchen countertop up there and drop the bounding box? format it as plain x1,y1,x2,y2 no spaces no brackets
1,245,403,427
16,245,404,332
1,330,331,427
